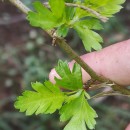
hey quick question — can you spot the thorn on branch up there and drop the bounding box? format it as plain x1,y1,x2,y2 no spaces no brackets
50,30,57,46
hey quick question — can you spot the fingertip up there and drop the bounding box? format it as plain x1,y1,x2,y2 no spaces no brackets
49,52,98,84
49,68,60,84
49,69,56,84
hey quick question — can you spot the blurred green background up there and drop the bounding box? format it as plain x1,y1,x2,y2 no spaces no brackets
0,0,130,130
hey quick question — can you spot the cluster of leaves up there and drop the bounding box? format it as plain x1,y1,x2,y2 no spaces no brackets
15,60,97,130
14,0,126,130
27,0,125,51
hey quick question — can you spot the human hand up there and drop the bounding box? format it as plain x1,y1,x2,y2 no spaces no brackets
49,39,130,130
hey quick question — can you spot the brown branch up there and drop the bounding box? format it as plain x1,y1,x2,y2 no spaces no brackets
91,90,130,99
8,0,107,82
8,0,31,14
8,0,130,96
112,85,130,95
56,38,107,82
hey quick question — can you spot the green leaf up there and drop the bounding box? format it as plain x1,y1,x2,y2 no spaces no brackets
73,1,91,20
60,91,98,130
14,81,65,115
55,60,83,90
27,1,59,30
84,0,126,17
73,0,125,21
74,23,103,52
74,18,103,30
65,0,78,21
56,25,69,37
65,0,74,21
49,0,65,19
85,0,125,7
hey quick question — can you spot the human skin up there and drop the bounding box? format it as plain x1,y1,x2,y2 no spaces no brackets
49,39,130,130
126,124,130,130
49,39,130,86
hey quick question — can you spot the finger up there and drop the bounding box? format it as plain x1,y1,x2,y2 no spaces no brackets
49,39,130,86
125,124,130,130
49,51,100,84
95,39,130,86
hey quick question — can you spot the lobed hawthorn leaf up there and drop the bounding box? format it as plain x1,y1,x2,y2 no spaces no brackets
85,0,125,6
74,21,103,52
72,0,125,52
60,90,98,130
73,0,125,21
27,1,57,30
55,60,83,90
27,1,65,30
14,59,99,130
14,81,65,116
84,0,126,17
27,0,125,52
